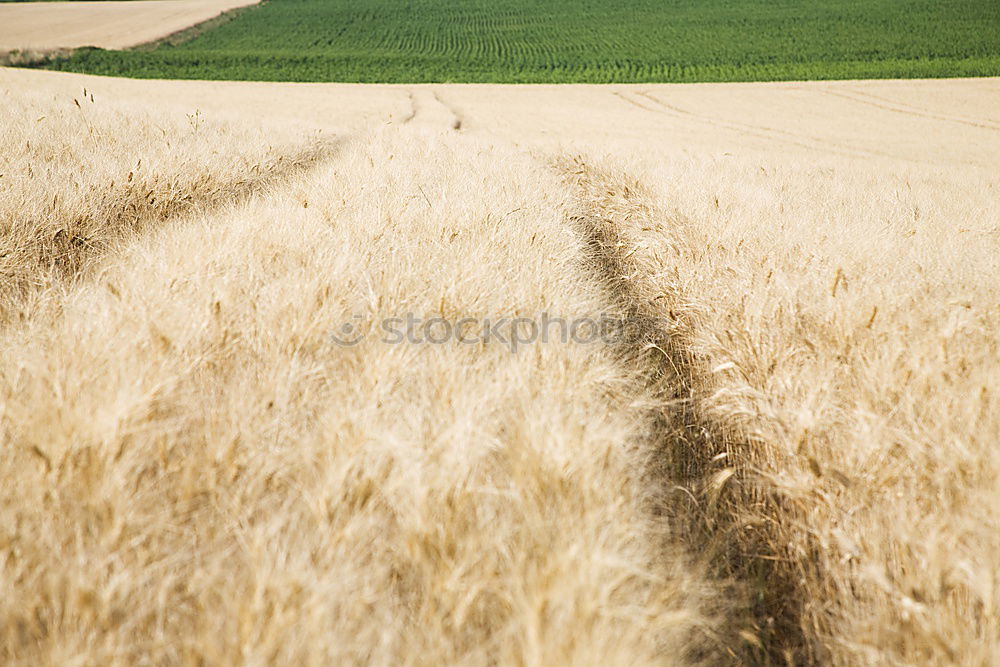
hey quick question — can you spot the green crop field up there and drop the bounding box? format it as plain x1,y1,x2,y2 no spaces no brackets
38,0,1000,83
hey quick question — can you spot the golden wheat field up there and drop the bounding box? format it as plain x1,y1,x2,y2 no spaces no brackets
0,0,260,52
1,66,998,665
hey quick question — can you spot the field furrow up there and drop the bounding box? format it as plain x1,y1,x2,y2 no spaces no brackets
0,87,334,322
554,156,813,662
549,146,999,664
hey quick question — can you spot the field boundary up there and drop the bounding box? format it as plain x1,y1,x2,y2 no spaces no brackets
131,0,263,51
0,46,69,67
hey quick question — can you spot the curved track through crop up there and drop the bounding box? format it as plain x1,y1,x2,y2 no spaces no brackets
1,70,998,665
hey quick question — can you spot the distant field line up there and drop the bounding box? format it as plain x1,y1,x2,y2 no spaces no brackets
615,88,916,163
804,87,1000,132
